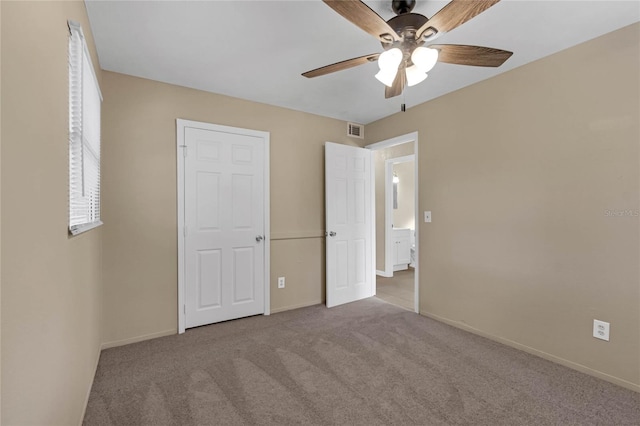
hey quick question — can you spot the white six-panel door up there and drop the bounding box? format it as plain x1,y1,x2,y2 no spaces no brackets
180,122,268,330
325,142,374,308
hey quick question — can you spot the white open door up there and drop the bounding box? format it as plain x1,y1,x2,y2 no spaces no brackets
325,142,374,308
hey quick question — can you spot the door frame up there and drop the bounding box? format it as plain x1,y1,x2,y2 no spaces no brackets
385,154,415,276
365,132,419,314
176,119,270,334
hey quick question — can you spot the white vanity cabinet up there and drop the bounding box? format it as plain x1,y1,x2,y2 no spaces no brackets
392,228,411,271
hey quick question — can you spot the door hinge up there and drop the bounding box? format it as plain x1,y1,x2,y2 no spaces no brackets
180,144,187,157
184,304,186,315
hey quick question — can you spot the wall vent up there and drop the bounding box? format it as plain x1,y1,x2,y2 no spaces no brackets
347,122,364,139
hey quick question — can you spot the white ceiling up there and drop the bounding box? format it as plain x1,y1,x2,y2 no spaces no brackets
85,0,639,124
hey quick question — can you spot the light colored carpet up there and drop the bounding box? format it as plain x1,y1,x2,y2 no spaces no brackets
84,298,639,425
376,268,414,311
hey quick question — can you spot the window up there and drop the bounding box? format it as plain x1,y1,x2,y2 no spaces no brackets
68,20,102,235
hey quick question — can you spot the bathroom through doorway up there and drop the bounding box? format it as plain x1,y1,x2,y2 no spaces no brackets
366,132,419,313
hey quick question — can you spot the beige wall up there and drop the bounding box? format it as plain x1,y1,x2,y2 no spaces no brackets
101,71,363,346
392,161,415,231
366,23,640,389
1,1,103,424
270,238,326,313
373,142,414,271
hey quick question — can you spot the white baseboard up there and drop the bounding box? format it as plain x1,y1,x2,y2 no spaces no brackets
376,269,392,277
78,344,102,425
421,311,640,393
101,328,176,350
271,300,322,314
393,264,408,272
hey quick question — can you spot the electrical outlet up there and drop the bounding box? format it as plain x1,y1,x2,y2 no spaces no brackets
593,319,610,341
424,211,432,223
278,277,285,289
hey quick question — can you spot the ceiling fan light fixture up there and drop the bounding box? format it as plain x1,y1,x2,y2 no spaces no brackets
375,68,398,87
411,46,439,73
405,65,428,87
376,48,402,87
303,0,511,100
378,47,403,71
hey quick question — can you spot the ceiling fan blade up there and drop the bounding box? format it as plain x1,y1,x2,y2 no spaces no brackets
417,0,501,39
302,53,380,78
431,44,513,67
323,0,400,43
385,68,406,99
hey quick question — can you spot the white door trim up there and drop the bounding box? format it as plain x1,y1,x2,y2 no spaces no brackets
365,132,419,314
176,119,270,334
385,154,415,277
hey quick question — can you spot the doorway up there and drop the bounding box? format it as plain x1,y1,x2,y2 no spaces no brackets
366,132,419,313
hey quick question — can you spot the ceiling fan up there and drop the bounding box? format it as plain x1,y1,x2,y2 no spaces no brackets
302,0,513,99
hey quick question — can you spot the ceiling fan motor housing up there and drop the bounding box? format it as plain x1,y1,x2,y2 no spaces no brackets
386,13,429,39
392,0,416,15
383,13,430,65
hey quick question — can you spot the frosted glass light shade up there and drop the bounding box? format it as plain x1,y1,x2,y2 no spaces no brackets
375,68,398,87
405,65,428,87
411,47,438,73
376,48,402,87
378,48,403,70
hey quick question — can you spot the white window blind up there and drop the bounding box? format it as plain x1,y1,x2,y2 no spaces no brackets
69,21,102,235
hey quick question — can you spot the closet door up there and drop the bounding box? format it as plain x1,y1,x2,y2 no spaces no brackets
180,121,268,329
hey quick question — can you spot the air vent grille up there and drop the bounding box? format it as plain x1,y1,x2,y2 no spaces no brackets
347,122,364,139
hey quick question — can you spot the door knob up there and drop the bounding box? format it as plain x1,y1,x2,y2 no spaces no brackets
256,235,264,242
329,231,337,237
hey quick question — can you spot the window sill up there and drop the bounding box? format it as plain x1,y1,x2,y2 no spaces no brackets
69,220,103,236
